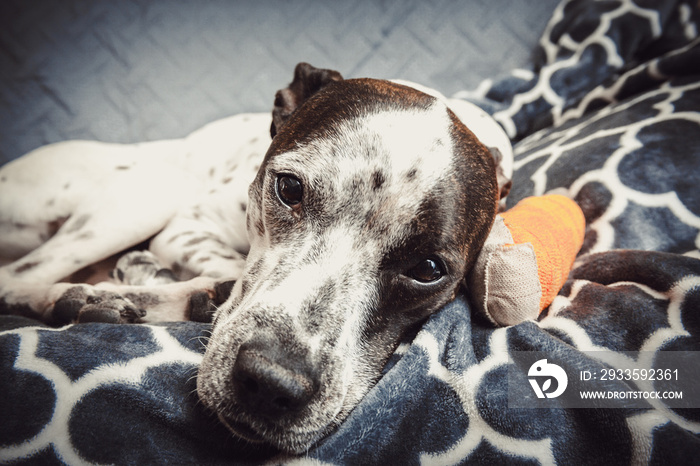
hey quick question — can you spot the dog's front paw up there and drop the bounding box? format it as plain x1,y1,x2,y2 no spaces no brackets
78,292,146,324
111,250,177,286
52,286,146,324
187,280,236,323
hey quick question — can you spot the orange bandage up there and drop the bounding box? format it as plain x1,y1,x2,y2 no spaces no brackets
468,194,586,326
500,194,586,312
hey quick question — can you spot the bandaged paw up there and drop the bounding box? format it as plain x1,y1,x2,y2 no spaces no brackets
468,194,585,326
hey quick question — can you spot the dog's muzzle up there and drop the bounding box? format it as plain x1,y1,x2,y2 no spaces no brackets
230,334,318,418
197,275,364,454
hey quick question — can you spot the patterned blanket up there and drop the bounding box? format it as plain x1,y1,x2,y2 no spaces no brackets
2,0,699,464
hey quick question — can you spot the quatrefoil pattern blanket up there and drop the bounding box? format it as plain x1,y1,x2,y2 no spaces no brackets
2,0,700,464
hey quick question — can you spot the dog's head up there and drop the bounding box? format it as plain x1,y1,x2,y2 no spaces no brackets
197,63,499,453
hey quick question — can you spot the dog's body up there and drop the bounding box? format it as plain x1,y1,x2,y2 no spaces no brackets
0,112,271,322
0,64,511,453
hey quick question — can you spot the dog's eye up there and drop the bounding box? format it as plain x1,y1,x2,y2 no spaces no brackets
408,258,444,283
276,175,303,207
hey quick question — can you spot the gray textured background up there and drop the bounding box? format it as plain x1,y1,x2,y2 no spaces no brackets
0,0,560,165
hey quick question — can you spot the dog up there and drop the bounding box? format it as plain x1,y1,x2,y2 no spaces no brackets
0,63,512,453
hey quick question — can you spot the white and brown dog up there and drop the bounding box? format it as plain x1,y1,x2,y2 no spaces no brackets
0,63,512,453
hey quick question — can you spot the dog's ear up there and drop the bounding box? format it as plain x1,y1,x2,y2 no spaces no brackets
271,62,343,138
488,146,513,210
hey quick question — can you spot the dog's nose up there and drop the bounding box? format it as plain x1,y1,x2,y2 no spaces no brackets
231,338,317,416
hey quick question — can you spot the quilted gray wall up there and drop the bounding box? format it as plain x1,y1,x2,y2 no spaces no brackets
0,0,560,165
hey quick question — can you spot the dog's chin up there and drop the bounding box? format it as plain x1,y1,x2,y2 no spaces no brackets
218,412,336,455
218,414,267,444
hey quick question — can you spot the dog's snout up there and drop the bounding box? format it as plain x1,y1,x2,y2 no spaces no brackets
232,338,317,416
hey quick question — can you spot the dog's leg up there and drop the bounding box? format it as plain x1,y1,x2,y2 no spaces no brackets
148,212,248,282
45,240,241,324
50,194,253,324
1,239,225,325
110,250,179,286
45,275,224,324
62,202,250,325
5,220,243,324
0,162,199,321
